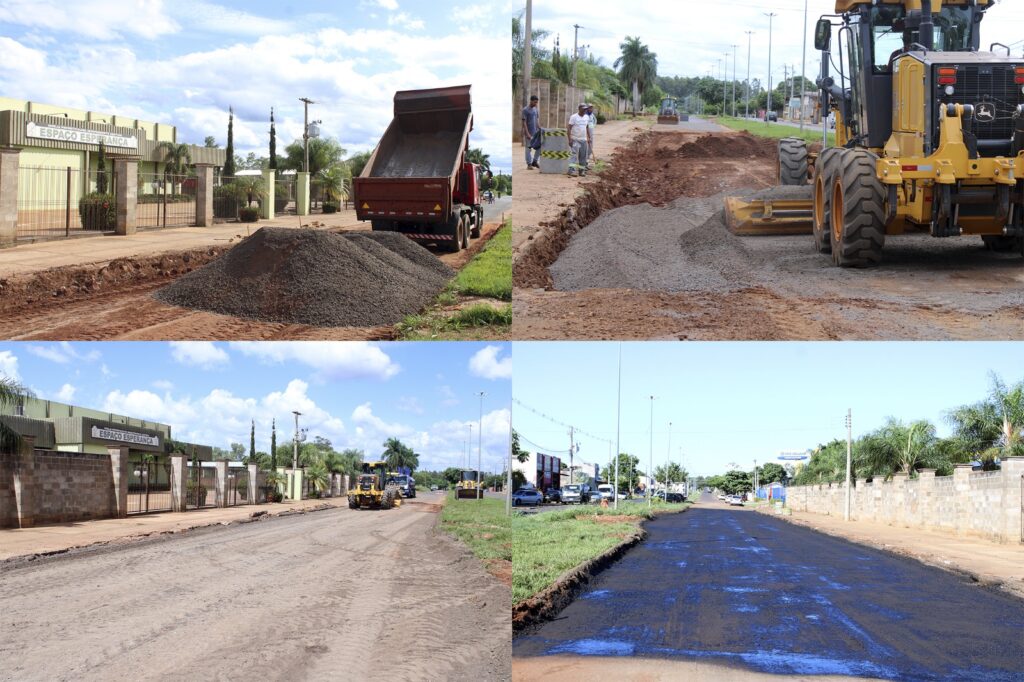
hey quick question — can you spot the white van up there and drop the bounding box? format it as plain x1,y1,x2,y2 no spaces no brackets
597,484,616,501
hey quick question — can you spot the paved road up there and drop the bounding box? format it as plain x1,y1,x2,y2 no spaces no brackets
514,499,1024,681
0,499,510,681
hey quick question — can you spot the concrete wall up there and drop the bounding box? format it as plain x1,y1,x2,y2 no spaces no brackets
0,449,116,528
785,457,1024,544
513,79,592,143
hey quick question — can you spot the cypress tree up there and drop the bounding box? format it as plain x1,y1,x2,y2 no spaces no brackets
250,419,256,464
223,106,236,178
268,107,277,171
96,141,108,194
270,418,277,470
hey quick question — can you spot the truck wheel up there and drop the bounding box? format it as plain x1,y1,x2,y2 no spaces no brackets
830,150,886,267
778,138,809,186
471,208,482,238
981,235,1022,252
461,214,470,249
445,214,462,253
370,220,389,232
813,147,844,254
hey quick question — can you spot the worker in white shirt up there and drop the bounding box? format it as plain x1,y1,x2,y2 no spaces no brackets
566,103,592,177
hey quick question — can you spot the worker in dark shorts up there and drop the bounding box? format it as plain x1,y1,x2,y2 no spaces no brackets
521,95,541,169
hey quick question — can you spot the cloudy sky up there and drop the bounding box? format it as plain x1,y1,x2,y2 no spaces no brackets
0,341,512,473
528,0,1024,89
513,342,1022,479
0,0,513,172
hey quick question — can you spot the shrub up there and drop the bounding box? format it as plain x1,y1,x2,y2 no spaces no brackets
78,192,116,231
214,183,243,218
596,111,607,124
322,200,338,214
238,206,260,222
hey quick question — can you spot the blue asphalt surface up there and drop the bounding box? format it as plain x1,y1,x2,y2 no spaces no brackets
514,496,1024,681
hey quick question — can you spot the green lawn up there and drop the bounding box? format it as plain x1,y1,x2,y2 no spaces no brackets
441,493,512,565
512,501,689,604
715,116,836,146
448,222,512,301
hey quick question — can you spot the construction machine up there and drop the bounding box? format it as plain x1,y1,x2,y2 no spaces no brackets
348,461,402,510
725,0,1024,265
455,470,482,500
658,97,680,125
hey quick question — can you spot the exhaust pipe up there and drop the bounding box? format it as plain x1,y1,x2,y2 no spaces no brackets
920,0,934,50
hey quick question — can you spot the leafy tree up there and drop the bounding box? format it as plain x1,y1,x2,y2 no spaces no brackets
758,462,787,485
615,36,658,113
234,152,268,170
512,470,527,490
268,107,277,171
511,13,552,93
720,469,752,495
347,151,372,177
0,376,32,451
281,137,346,177
157,141,192,186
223,107,236,177
306,460,329,494
653,462,687,486
860,418,938,480
381,437,419,472
270,418,277,470
605,452,643,494
204,136,217,148
443,467,463,485
229,442,246,460
512,429,530,463
96,141,108,194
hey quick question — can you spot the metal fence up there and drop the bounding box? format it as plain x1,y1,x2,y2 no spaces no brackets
16,165,117,242
127,456,173,515
137,172,196,229
186,464,218,509
224,467,250,506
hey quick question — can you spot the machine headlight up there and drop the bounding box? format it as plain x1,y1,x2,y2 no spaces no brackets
945,85,955,96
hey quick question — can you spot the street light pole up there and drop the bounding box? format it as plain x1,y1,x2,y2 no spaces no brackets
572,23,582,88
666,421,672,500
292,410,301,500
745,31,754,119
299,97,315,173
765,12,777,120
845,409,853,521
614,344,622,511
648,395,655,509
506,411,513,516
722,53,729,114
731,44,739,117
477,392,485,499
523,0,533,106
800,0,809,130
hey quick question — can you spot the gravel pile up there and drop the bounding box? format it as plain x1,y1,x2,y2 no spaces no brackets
154,227,453,326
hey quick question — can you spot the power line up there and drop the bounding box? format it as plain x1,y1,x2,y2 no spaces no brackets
513,398,613,445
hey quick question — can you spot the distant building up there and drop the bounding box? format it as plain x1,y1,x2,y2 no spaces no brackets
513,452,563,490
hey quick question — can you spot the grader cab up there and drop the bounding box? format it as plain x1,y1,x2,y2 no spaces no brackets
347,460,402,510
726,0,1024,265
658,97,680,125
455,470,482,500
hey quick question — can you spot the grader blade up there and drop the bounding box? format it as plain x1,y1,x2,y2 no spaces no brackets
657,114,679,125
724,193,814,236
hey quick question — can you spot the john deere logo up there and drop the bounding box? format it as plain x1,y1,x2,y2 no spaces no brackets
975,102,996,123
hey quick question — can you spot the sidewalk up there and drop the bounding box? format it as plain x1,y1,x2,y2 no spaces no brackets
0,496,348,563
1,210,362,278
758,505,1024,600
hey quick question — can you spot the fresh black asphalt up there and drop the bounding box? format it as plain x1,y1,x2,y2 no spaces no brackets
514,498,1024,681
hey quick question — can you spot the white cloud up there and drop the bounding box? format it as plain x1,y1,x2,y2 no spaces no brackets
230,342,399,380
26,342,101,365
170,341,230,370
55,383,77,402
388,12,424,30
374,0,399,9
438,385,459,407
469,345,512,380
103,389,199,425
152,379,174,391
396,396,424,414
352,402,413,436
0,0,180,39
0,351,20,381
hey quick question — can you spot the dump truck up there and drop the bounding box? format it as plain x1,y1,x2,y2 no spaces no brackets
348,461,402,510
658,97,680,125
353,85,484,253
455,470,482,500
725,0,1024,265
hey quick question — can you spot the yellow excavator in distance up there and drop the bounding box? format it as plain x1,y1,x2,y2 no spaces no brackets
348,461,402,510
455,470,483,500
726,0,1024,265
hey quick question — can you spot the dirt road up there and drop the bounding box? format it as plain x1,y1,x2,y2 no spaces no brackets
0,219,504,340
0,498,510,681
513,498,1024,680
513,120,1024,340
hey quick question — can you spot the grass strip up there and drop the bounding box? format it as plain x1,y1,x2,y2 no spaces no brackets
715,116,836,146
448,222,512,301
440,492,512,564
512,501,689,604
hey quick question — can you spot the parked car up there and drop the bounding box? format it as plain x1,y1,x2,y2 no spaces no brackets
561,484,591,504
512,487,543,507
765,111,778,122
718,494,727,500
597,483,616,501
728,495,744,506
543,487,562,504
430,485,438,491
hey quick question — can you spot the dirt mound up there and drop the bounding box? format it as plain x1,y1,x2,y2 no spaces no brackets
663,131,777,160
154,228,453,327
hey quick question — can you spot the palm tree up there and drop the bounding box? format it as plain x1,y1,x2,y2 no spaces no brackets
233,175,267,209
306,461,329,495
947,373,1024,466
860,418,937,480
381,438,419,473
465,148,491,170
0,376,31,452
318,165,351,208
512,14,551,94
157,142,192,194
614,37,658,114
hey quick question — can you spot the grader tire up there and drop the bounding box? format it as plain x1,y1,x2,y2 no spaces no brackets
982,235,1023,253
830,150,886,268
778,137,809,186
813,147,845,254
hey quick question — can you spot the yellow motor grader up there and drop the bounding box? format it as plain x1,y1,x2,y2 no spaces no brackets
658,97,680,125
347,461,402,510
455,470,482,500
726,0,1024,266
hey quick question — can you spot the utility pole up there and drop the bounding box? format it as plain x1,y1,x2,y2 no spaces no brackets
572,23,582,88
800,0,809,130
723,53,729,114
523,0,533,106
782,64,788,118
292,410,301,500
299,97,314,173
731,44,739,117
745,31,753,119
614,344,622,510
569,426,575,485
666,421,672,499
477,392,485,499
506,412,513,516
765,12,777,120
845,409,853,521
754,459,758,498
648,395,655,509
